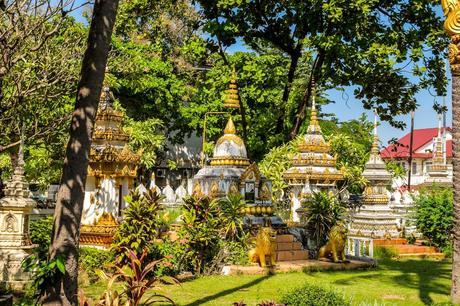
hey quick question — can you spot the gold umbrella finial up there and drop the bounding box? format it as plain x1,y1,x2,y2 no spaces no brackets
224,67,240,109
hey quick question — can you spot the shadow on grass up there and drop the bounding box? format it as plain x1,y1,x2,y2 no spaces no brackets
381,259,451,305
184,274,272,306
330,259,451,305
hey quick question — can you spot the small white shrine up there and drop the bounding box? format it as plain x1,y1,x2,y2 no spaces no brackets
0,141,36,289
348,114,400,258
80,81,140,248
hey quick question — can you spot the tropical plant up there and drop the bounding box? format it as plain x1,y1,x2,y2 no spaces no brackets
259,138,300,200
22,255,66,302
303,192,345,248
79,247,115,283
414,186,453,251
179,195,222,274
112,188,166,265
79,248,176,306
219,194,247,241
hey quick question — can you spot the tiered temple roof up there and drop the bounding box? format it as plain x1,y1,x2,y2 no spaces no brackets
283,85,343,186
88,84,140,178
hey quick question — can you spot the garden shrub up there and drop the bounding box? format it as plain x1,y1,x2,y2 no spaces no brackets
281,283,351,306
112,188,166,264
374,246,398,259
79,247,114,282
179,195,222,274
303,192,345,248
178,194,254,274
29,216,53,260
414,186,453,250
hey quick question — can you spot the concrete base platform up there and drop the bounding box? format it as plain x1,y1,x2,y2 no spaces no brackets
222,259,375,275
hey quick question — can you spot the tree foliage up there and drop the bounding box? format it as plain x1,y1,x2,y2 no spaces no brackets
196,0,448,137
414,186,453,250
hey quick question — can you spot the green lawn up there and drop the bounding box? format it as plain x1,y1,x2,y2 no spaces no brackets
83,259,452,305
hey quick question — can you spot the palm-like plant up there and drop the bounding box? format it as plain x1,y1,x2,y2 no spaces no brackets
219,194,246,241
112,188,165,265
180,195,222,274
79,248,176,306
303,192,345,248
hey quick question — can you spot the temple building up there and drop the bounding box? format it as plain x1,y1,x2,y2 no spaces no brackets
0,141,36,289
348,114,400,258
283,84,343,223
80,82,140,248
193,74,282,228
380,119,452,189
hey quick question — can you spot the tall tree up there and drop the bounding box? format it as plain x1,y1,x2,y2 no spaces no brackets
0,0,85,152
442,0,460,303
42,0,120,304
196,0,448,139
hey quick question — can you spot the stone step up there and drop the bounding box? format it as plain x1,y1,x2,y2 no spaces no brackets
373,238,408,246
276,250,309,261
391,244,439,254
276,234,294,243
275,242,303,251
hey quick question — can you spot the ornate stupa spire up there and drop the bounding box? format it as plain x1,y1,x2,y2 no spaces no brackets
306,78,322,135
348,112,399,245
284,78,343,186
361,111,392,205
371,110,379,155
3,137,33,200
223,68,240,109
431,113,447,171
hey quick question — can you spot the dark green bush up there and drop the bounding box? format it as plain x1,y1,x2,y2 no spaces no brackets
281,283,351,306
79,247,114,282
374,246,398,259
29,216,53,260
414,186,453,250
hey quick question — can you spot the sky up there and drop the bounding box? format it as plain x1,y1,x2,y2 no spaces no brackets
70,2,452,146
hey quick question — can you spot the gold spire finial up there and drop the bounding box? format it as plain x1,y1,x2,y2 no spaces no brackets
371,110,380,155
307,77,320,133
224,67,240,109
224,117,237,134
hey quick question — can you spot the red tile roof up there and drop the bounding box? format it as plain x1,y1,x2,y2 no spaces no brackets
380,127,452,159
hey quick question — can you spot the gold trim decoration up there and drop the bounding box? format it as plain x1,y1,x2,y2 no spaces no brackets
240,163,262,183
210,157,250,166
245,205,273,215
443,0,460,74
80,213,118,247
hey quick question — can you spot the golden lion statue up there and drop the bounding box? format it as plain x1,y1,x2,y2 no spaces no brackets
248,226,277,267
318,223,348,263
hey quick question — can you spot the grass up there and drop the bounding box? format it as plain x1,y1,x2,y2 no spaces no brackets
83,258,452,306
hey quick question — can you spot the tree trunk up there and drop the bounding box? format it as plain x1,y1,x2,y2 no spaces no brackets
275,50,301,135
41,0,119,305
289,51,325,139
451,72,460,304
